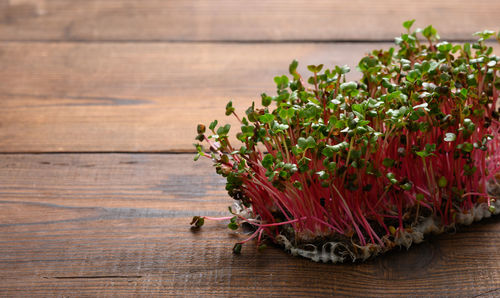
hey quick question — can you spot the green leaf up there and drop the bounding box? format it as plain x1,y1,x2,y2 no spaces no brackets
194,143,204,153
438,176,448,188
444,132,456,142
279,108,295,120
228,222,238,230
324,144,338,156
259,113,275,124
382,158,395,168
271,120,289,133
289,60,299,74
358,57,378,71
247,112,257,122
437,42,452,52
415,151,428,158
420,61,431,73
333,142,349,152
241,125,254,137
261,93,272,107
335,65,351,74
322,146,334,158
464,164,477,176
307,64,323,73
403,19,415,30
418,122,430,132
470,57,485,64
406,69,421,82
400,182,412,190
325,161,337,172
305,137,316,149
367,110,378,118
293,181,303,190
216,124,231,136
190,216,204,228
413,102,429,110
225,101,235,116
473,30,495,41
281,75,289,87
422,25,439,40
416,144,436,158
197,124,206,134
463,43,471,55
459,88,468,98
386,172,398,184
209,120,218,131
245,102,255,115
298,157,311,173
316,170,329,180
463,118,476,131
233,243,242,254
425,143,436,153
351,103,364,114
461,142,474,153
298,136,316,150
274,75,289,90
262,154,275,169
340,81,357,91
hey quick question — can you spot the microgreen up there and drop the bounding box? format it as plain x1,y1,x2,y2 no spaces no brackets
192,21,500,259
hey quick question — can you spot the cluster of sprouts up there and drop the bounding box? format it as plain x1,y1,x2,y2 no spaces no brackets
193,21,500,257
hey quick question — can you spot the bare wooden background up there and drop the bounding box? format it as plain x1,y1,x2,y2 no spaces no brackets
0,1,499,296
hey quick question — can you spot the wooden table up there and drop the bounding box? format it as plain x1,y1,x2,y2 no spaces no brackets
1,1,499,296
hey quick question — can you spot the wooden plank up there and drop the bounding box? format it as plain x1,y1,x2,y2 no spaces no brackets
0,0,499,42
0,42,381,152
2,42,499,153
0,154,499,296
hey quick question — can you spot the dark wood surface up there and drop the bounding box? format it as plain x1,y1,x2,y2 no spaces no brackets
0,42,389,152
0,0,498,41
1,1,499,296
0,42,498,153
1,154,499,296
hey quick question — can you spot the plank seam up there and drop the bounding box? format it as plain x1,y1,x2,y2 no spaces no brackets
0,151,196,154
0,39,495,44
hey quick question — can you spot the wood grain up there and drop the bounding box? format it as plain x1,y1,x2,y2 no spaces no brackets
2,1,499,296
0,154,499,296
0,41,384,152
0,0,499,42
1,42,498,153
